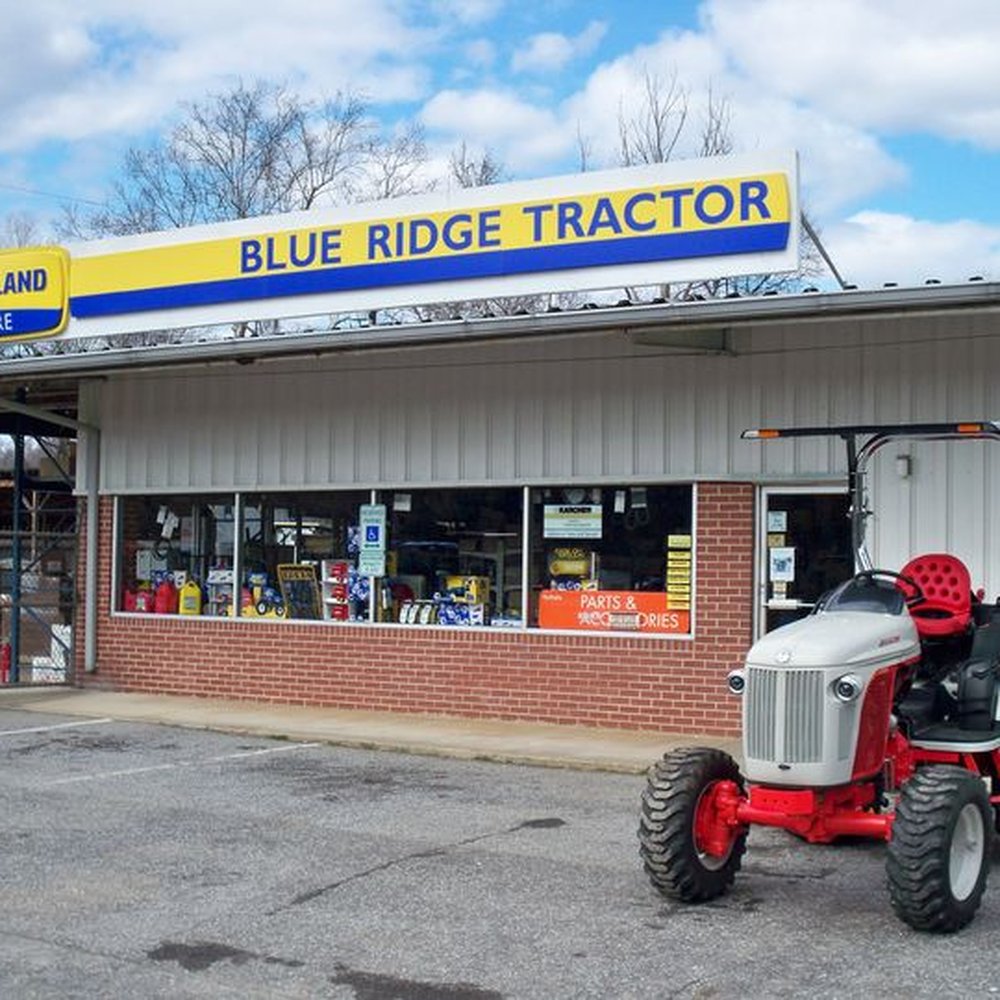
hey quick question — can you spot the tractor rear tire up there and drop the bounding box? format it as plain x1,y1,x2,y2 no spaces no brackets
887,765,993,932
639,747,746,902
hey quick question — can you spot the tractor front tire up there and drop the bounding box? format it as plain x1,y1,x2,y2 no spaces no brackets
887,765,993,932
639,747,746,902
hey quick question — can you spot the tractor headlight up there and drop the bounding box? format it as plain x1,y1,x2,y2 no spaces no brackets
833,673,863,703
727,669,746,696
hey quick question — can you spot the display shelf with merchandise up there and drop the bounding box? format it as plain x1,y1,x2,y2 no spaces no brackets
321,559,351,621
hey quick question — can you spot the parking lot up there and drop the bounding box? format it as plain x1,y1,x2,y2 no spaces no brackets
3,706,1000,999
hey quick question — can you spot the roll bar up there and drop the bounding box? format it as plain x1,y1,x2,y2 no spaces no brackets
742,421,1000,571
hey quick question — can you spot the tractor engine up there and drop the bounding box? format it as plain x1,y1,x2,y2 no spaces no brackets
735,591,920,788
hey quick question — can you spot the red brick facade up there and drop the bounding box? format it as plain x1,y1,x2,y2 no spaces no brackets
77,482,754,735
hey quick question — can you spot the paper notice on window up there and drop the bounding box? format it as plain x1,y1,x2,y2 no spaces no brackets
769,546,795,583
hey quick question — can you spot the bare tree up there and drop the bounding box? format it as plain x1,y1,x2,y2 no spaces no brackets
59,81,373,240
356,123,429,201
285,92,371,210
42,81,420,350
449,142,507,188
575,122,594,173
612,74,827,300
699,85,734,158
618,70,688,167
1,211,41,247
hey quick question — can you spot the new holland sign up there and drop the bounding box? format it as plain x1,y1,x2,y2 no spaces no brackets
0,247,69,340
2,151,799,342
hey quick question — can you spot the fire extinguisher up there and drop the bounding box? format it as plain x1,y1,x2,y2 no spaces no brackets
1,641,10,684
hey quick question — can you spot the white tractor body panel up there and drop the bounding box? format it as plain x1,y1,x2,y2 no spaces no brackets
742,611,920,786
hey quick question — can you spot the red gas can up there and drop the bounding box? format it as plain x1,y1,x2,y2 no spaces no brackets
154,578,178,614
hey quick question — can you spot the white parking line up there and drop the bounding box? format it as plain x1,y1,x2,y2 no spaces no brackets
46,741,320,785
0,717,113,737
205,744,321,762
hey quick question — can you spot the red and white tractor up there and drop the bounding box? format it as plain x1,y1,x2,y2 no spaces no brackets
639,421,1000,932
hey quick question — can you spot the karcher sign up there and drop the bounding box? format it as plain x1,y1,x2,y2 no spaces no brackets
15,151,799,341
0,247,69,340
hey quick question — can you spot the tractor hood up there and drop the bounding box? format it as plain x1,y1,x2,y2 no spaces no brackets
747,610,920,670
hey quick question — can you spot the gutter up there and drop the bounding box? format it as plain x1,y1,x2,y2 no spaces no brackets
0,280,997,381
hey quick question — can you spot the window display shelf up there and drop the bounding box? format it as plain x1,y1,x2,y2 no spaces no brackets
321,559,351,621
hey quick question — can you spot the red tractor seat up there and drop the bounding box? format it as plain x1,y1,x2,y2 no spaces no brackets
899,553,972,639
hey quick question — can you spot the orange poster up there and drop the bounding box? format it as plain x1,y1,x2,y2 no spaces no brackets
538,590,691,634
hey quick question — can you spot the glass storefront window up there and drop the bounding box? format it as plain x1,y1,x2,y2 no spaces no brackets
118,494,235,613
240,491,370,620
115,484,693,634
379,487,523,627
528,485,693,635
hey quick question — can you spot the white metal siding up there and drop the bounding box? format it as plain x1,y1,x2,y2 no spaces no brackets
95,312,1000,595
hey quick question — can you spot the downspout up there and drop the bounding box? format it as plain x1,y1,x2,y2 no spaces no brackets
10,389,24,682
84,424,100,673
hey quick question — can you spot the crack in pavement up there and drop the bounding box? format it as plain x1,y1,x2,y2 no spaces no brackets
742,863,836,881
268,816,566,915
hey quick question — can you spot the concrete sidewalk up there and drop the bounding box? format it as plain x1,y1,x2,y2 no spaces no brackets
0,685,741,774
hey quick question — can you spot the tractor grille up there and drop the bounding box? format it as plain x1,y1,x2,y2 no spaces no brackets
746,667,778,760
746,667,825,763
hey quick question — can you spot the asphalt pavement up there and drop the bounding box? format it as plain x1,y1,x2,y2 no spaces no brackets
0,684,742,773
2,698,996,998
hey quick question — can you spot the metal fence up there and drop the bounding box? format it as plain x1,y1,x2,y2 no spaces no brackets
0,486,78,685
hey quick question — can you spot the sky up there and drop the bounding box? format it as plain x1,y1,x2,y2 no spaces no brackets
2,0,1000,291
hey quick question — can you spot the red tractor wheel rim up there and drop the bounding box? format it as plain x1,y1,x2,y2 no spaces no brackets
693,779,740,870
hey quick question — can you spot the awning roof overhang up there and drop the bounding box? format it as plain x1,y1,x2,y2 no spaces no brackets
0,278,995,383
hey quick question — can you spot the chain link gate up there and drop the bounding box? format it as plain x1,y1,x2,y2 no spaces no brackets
0,436,77,686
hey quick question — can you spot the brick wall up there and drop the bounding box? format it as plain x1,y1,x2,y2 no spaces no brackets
77,483,754,736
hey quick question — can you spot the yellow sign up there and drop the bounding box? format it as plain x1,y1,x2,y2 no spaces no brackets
0,246,69,341
68,163,794,323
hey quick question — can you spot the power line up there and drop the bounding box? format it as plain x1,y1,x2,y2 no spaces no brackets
0,182,105,208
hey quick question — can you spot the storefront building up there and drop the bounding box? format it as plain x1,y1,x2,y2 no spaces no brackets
4,151,1000,736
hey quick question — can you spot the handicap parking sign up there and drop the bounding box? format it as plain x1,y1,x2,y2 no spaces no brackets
358,504,387,577
359,504,387,553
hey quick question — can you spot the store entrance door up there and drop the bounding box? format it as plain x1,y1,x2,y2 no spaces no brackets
757,488,853,636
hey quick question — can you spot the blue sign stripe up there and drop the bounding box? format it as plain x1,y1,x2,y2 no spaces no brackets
70,222,790,319
0,308,64,337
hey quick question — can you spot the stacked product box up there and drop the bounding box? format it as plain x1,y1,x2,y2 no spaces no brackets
321,559,351,621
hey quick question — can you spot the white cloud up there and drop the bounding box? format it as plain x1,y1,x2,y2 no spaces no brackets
725,99,908,217
464,38,497,69
512,33,575,74
419,17,909,205
825,211,1000,288
511,20,607,74
3,0,999,293
420,88,570,170
562,29,728,160
0,1,434,153
704,0,1000,148
430,0,504,26
560,27,906,213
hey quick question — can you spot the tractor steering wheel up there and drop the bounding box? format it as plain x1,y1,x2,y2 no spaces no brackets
853,569,925,608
